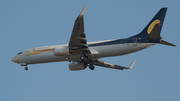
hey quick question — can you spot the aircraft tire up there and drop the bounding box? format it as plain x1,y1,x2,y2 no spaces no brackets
89,65,95,70
80,56,85,61
24,67,28,71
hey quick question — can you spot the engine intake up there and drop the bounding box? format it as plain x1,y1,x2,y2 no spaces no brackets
54,46,70,56
69,62,87,71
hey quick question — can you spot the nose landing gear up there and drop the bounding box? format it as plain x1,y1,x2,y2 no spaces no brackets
24,67,28,71
20,63,28,71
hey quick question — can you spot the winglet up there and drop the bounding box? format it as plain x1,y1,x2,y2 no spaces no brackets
78,5,87,18
128,59,136,69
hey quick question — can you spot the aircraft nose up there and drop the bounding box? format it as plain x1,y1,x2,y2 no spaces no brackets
11,57,16,63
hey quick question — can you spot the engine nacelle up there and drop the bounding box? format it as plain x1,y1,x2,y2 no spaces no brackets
54,46,70,56
69,62,87,71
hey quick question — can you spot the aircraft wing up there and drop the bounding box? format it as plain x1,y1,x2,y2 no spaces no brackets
68,5,91,55
92,60,136,70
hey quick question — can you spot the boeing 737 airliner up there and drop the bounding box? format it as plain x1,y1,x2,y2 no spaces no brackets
11,5,176,71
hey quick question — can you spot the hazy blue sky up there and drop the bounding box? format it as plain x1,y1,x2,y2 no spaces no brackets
1,0,179,101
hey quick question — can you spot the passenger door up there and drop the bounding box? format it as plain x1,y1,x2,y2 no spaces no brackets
133,38,137,46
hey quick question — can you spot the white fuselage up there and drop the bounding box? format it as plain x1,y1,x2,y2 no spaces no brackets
12,39,155,65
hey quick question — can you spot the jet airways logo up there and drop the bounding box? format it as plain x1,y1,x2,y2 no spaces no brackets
147,19,161,34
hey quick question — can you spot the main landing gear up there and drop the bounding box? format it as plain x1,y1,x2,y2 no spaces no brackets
80,56,85,61
80,51,88,62
89,64,95,70
80,51,95,70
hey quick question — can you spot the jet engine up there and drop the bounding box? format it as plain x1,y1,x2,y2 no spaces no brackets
69,62,87,71
54,46,70,56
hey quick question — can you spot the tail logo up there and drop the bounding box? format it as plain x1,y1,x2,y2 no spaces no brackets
147,19,161,34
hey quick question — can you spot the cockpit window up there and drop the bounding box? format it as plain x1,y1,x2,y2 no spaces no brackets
18,52,22,55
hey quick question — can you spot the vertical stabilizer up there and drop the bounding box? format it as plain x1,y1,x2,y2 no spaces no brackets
131,8,167,38
147,24,161,40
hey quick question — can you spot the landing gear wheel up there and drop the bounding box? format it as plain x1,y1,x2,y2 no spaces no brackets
80,51,88,62
80,56,85,61
89,65,95,70
24,67,28,71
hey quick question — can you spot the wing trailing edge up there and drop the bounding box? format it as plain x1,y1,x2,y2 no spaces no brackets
92,59,136,70
68,5,91,55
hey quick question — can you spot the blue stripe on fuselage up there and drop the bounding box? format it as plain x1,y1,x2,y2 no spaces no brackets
88,37,160,47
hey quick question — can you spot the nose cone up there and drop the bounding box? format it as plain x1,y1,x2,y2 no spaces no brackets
11,57,16,63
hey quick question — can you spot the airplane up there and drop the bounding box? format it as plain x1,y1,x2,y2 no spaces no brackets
11,5,176,71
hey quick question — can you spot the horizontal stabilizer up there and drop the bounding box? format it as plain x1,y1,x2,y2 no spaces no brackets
159,40,176,47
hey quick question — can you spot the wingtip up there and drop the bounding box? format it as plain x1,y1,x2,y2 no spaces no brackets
129,59,136,69
78,5,87,18
162,7,168,9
